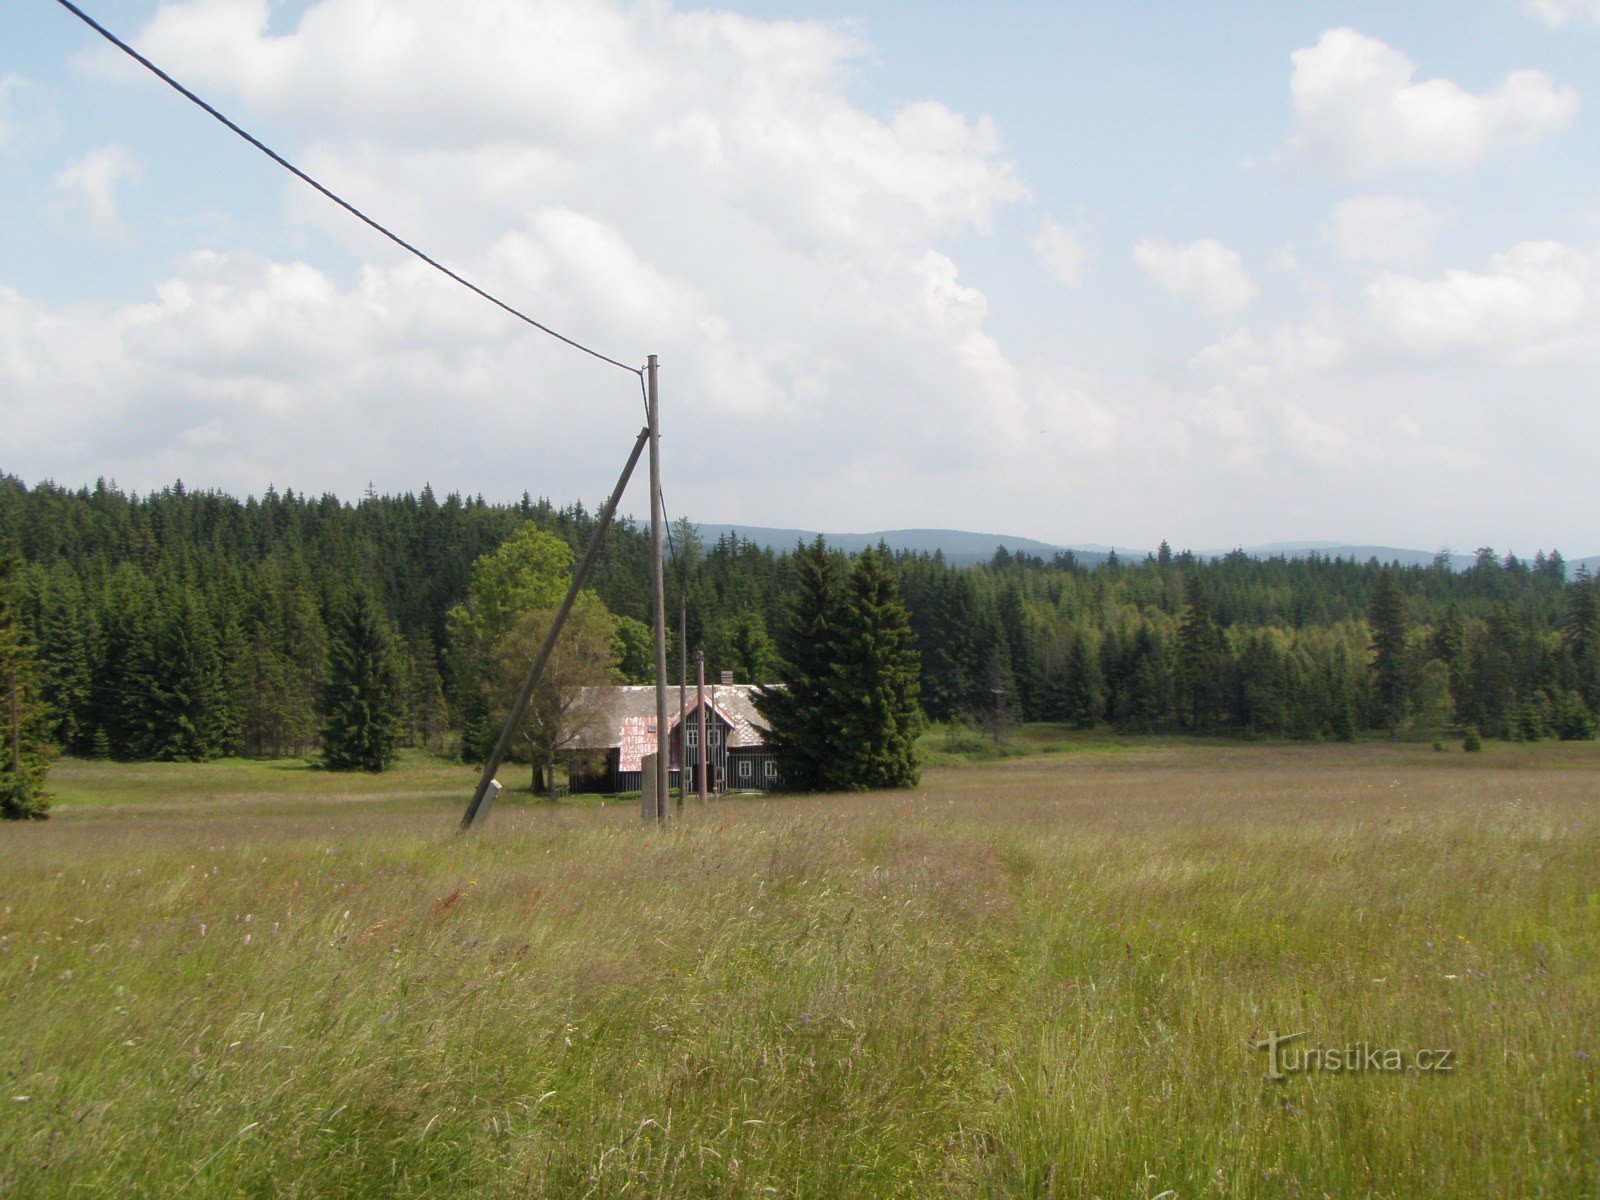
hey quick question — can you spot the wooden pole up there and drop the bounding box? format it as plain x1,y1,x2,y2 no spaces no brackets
647,354,670,827
677,592,687,815
459,425,650,831
696,650,708,804
640,753,658,826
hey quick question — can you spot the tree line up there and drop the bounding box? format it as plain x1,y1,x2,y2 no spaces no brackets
2,473,1595,815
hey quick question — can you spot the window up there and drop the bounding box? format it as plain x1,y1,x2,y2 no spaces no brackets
764,761,777,779
739,760,752,779
687,725,698,747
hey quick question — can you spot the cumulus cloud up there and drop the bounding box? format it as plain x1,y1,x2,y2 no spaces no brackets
1189,322,1348,384
1366,240,1598,361
1133,238,1257,318
16,0,1041,527
1523,0,1600,25
18,0,1596,548
1032,220,1088,287
50,144,141,236
1288,27,1577,175
1326,195,1438,263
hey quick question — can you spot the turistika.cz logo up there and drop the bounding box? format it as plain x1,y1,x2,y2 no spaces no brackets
1252,1031,1456,1080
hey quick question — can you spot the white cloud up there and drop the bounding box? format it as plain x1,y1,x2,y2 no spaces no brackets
18,0,1596,550
13,0,1041,526
50,144,141,236
1365,240,1598,360
127,0,1027,250
1327,195,1438,263
1523,0,1600,26
1189,322,1348,384
1132,238,1257,318
1032,220,1088,287
1288,27,1577,175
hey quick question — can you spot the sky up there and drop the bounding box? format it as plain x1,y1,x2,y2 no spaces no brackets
2,0,1597,554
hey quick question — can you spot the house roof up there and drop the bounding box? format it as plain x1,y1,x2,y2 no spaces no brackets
568,683,773,771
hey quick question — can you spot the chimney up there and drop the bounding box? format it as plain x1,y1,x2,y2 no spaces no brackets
720,671,734,686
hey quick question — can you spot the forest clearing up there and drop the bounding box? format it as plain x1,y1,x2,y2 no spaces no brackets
3,736,1596,1198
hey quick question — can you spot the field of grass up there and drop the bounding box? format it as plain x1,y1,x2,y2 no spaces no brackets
3,738,1598,1197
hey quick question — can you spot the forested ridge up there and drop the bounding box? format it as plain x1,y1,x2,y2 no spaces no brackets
2,472,1594,766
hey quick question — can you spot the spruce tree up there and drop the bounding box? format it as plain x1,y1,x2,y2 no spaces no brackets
0,555,55,819
1056,633,1102,729
1176,575,1226,731
1367,569,1410,736
755,537,843,792
33,566,93,753
321,588,404,772
824,546,922,790
124,586,227,762
1563,575,1599,709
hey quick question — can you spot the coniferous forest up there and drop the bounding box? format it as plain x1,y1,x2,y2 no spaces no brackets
1,472,1595,779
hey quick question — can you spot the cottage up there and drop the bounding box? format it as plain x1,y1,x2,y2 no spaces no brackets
564,679,779,794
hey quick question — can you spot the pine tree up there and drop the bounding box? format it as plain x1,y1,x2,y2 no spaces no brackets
824,546,923,790
755,538,843,792
0,555,55,819
320,588,404,772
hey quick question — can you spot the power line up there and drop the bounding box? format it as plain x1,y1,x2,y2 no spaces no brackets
52,0,642,378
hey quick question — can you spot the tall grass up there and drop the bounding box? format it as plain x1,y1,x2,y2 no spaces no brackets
2,741,1597,1196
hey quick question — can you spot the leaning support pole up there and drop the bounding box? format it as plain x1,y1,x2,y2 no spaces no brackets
459,425,651,832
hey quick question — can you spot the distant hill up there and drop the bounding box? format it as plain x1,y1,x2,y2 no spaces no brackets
1211,543,1472,569
694,526,1599,577
694,524,1116,568
1215,543,1600,577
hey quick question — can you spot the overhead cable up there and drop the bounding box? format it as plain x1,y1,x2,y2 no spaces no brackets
53,0,641,377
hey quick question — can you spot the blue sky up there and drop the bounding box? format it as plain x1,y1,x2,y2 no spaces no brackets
2,0,1597,553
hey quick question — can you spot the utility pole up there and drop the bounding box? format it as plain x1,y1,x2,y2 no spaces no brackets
696,650,708,804
678,593,687,815
647,354,670,827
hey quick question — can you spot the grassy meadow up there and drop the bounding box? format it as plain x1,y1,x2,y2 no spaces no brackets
2,735,1597,1198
